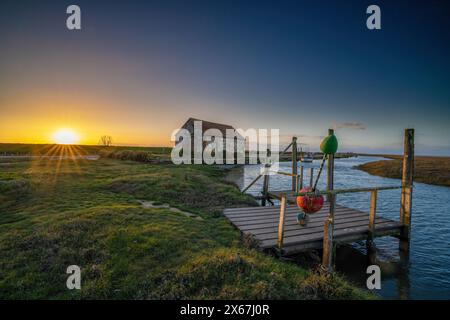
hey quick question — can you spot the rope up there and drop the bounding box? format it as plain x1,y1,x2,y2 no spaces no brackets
312,154,327,191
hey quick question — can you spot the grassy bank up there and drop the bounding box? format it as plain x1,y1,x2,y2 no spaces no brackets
356,155,450,187
0,155,371,299
0,143,171,156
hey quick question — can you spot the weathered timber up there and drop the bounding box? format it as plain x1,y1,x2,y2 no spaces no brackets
223,203,401,256
400,128,414,252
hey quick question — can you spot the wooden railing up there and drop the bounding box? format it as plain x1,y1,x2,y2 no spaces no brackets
276,185,402,271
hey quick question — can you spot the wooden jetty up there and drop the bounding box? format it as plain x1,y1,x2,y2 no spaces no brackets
224,202,401,255
224,129,414,272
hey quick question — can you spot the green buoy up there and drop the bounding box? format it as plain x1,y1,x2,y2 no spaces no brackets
320,133,338,155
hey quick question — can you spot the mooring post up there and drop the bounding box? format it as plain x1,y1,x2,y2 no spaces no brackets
322,192,335,272
277,195,287,250
400,129,414,252
262,148,271,206
299,166,304,190
322,128,336,272
326,128,335,202
262,173,268,206
309,167,314,188
292,137,298,191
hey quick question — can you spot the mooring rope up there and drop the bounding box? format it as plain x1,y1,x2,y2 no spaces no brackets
312,154,327,191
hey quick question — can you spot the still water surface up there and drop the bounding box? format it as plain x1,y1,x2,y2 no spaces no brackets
236,156,450,299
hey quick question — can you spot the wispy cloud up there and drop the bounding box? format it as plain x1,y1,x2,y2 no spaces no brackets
332,122,366,130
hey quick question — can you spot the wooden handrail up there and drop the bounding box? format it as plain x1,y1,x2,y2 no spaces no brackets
269,185,401,198
241,137,295,195
241,174,263,193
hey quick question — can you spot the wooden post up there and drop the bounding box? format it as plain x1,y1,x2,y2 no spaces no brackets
309,167,314,188
322,128,336,272
292,137,297,191
400,129,414,252
299,166,304,191
368,190,377,242
322,192,335,272
277,195,287,249
262,172,269,206
262,149,271,206
327,128,335,202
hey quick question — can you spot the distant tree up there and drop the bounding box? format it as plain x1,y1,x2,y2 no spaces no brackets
99,135,113,147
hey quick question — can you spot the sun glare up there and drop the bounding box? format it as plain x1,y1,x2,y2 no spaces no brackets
52,129,79,145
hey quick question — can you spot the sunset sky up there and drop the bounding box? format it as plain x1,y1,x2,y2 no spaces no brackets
1,0,449,154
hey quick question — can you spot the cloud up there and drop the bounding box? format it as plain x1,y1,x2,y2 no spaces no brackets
332,122,366,130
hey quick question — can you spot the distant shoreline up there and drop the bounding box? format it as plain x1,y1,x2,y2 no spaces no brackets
355,155,450,187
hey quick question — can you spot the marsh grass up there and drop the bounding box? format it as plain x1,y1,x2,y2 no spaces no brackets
356,156,450,187
0,158,372,299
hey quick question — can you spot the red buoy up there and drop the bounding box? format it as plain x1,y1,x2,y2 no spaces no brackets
296,187,324,214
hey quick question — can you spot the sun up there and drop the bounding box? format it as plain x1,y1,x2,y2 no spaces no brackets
52,129,79,145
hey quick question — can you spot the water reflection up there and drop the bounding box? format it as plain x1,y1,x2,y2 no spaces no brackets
334,240,411,299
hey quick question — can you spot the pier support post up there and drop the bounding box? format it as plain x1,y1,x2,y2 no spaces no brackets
400,129,414,252
277,195,287,250
322,192,335,272
309,168,314,188
292,137,298,191
322,128,336,272
367,190,377,264
261,149,271,206
326,129,335,202
299,166,304,191
262,172,269,206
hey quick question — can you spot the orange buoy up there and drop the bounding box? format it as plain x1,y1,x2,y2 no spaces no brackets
296,187,324,214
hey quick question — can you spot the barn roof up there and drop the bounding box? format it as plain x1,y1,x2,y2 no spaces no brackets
181,118,243,139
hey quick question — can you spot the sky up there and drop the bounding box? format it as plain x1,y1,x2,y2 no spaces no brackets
0,0,449,154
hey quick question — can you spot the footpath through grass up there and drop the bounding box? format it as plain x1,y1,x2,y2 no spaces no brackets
0,157,372,299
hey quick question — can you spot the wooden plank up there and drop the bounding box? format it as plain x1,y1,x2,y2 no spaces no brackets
237,211,373,231
227,207,362,223
265,220,400,247
224,204,329,215
229,210,363,227
230,209,369,229
261,220,401,248
279,228,401,254
223,202,364,218
252,217,395,241
225,205,342,220
227,206,361,224
244,215,393,238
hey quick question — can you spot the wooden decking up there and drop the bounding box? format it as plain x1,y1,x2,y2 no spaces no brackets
223,203,402,255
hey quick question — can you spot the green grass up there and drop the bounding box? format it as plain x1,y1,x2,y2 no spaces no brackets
0,158,372,299
0,143,171,155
